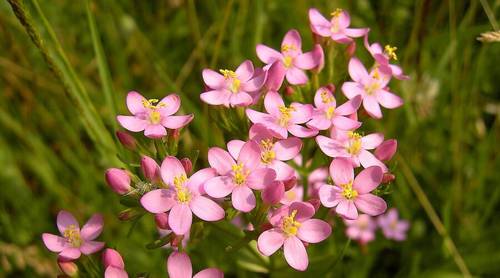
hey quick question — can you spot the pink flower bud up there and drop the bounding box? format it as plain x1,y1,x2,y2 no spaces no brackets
102,248,125,269
346,41,356,57
141,155,160,182
307,198,321,211
382,173,396,184
285,86,295,96
283,176,297,191
265,61,286,91
311,44,324,72
326,84,336,93
375,139,398,161
105,168,131,195
180,158,193,175
154,213,170,230
116,131,137,150
262,181,285,205
118,208,138,221
57,259,78,277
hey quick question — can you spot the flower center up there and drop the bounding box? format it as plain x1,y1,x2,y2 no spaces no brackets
260,139,276,164
282,210,301,237
330,8,343,33
232,163,249,186
220,69,241,93
278,105,296,126
320,90,335,104
63,225,82,247
173,174,190,203
325,106,336,119
149,110,162,124
346,132,362,155
364,81,380,95
340,181,358,200
281,44,296,53
384,45,398,61
282,56,293,68
142,98,167,109
389,220,398,230
330,8,343,18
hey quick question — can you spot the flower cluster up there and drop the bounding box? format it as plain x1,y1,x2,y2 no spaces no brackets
42,7,410,276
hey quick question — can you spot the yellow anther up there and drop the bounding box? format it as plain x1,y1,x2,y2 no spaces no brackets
260,139,276,164
63,225,82,247
330,8,343,18
142,98,167,109
326,106,336,119
278,105,296,126
320,90,335,104
219,69,237,79
384,45,398,61
346,132,362,155
232,163,249,186
219,69,241,93
281,44,296,53
173,174,190,203
282,56,293,68
230,78,241,93
340,181,358,200
283,210,301,236
372,68,381,80
364,82,380,95
149,111,162,124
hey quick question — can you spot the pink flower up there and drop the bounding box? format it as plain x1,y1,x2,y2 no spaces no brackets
307,87,362,131
42,211,105,261
105,168,131,195
316,130,387,171
256,29,322,85
167,251,223,278
341,58,403,118
308,8,368,44
140,156,224,235
102,248,128,278
257,202,331,271
246,91,317,139
377,208,410,241
204,140,276,212
201,60,265,107
319,158,387,220
363,35,409,80
117,91,193,138
344,214,376,244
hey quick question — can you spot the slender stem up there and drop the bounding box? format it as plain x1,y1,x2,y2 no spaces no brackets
210,0,235,68
479,0,499,31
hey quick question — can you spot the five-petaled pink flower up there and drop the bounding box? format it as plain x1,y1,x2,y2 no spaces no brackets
140,156,225,235
256,29,322,85
364,35,409,80
308,8,368,44
167,251,223,278
201,60,265,107
42,211,105,261
319,158,387,220
204,140,276,212
341,58,403,118
257,202,331,271
246,91,317,139
307,86,362,131
344,214,377,244
117,91,194,138
377,208,410,241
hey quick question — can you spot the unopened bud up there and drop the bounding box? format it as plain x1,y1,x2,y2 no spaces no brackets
154,213,170,230
57,259,78,277
382,173,396,184
326,84,336,93
283,177,297,191
375,139,397,162
105,168,131,195
311,44,324,73
180,158,193,174
307,198,321,211
102,248,125,269
262,181,284,205
171,129,180,140
346,41,356,57
285,86,294,96
260,222,273,232
141,155,160,182
116,131,137,150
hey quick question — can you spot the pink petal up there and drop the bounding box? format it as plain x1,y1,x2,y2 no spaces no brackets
344,28,369,38
204,176,235,198
144,124,167,138
167,252,192,278
245,109,274,124
361,133,384,150
289,201,315,222
249,123,274,141
375,139,397,161
264,91,285,117
262,181,285,205
336,200,359,220
348,58,369,82
57,211,79,235
341,82,365,99
190,196,225,221
297,219,332,243
337,11,351,29
80,240,105,255
235,60,254,82
42,233,67,252
330,158,354,185
59,248,81,261
140,189,176,213
285,67,308,85
161,156,187,186
257,228,285,256
193,268,224,278
105,267,128,278
229,92,253,107
227,139,245,159
265,62,286,91
318,185,341,208
282,29,302,51
162,115,194,129
332,115,361,130
126,91,147,115
232,186,256,212
316,135,348,157
354,194,387,216
290,103,313,124
116,116,147,132
169,204,193,235
208,147,236,175
288,124,318,138
200,90,231,106
237,140,261,171
308,8,331,37
376,90,403,109
335,95,362,115
358,150,388,172
353,166,383,194
307,114,332,130
274,137,302,160
102,248,125,269
294,51,318,70
241,73,265,92
187,167,217,195
158,94,181,116
283,236,308,271
202,69,225,90
246,168,276,190
270,160,295,181
256,44,282,64
80,214,103,241
363,96,383,119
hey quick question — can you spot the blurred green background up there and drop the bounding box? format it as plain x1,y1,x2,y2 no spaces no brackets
1,0,499,277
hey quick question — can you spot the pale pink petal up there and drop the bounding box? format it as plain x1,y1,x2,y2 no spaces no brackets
161,156,187,186
336,200,358,220
59,248,81,261
344,28,369,38
318,185,341,208
353,166,383,194
232,186,256,212
230,92,253,107
245,109,273,124
204,176,235,198
361,133,384,150
262,181,285,205
348,58,369,82
140,189,176,213
283,236,308,271
42,233,67,252
316,135,348,157
363,96,383,119
286,67,308,85
331,33,352,44
307,114,332,130
358,150,388,172
288,125,318,138
289,201,315,222
270,160,295,181
57,211,79,234
376,90,403,109
330,158,354,185
246,168,276,190
264,91,285,117
332,116,361,130
290,103,313,124
80,214,103,241
200,89,231,107
162,115,194,129
282,29,302,50
265,62,286,91
187,168,217,195
202,69,225,90
193,268,224,278
227,140,245,159
144,124,167,138
169,204,193,235
308,8,331,37
274,137,302,160
257,228,285,256
337,11,351,29
313,87,335,109
208,147,235,175
389,65,409,80
80,241,105,255
341,82,365,99
167,252,192,278
102,248,125,269
297,219,331,243
116,116,147,132
190,196,225,221
267,123,289,139
126,91,147,115
354,194,387,216
335,95,362,115
256,44,282,64
235,60,254,82
294,51,318,70
105,267,128,278
237,140,261,170
158,94,181,116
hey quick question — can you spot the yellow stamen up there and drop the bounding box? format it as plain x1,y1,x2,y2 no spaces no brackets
219,69,237,79
364,82,380,95
149,111,162,124
281,44,296,53
320,90,334,104
384,45,398,61
219,69,241,93
340,181,358,200
283,210,301,236
173,174,190,203
278,105,296,126
142,98,167,109
372,68,381,80
330,8,343,18
346,132,362,155
63,225,82,247
260,139,276,164
326,106,336,119
282,56,293,68
232,163,249,186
